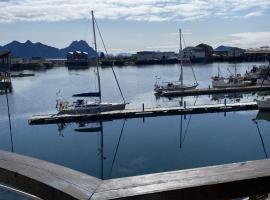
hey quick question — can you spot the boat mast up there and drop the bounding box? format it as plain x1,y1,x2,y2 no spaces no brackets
91,10,101,103
179,29,183,88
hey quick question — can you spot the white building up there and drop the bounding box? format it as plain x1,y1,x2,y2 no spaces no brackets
228,47,245,57
182,47,205,59
136,51,177,62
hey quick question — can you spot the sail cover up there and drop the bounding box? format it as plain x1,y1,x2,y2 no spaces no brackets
72,92,101,97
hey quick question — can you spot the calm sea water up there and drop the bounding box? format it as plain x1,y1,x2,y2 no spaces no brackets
1,62,270,180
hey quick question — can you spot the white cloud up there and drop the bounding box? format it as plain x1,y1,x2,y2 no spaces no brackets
0,0,269,22
225,32,270,48
244,11,263,18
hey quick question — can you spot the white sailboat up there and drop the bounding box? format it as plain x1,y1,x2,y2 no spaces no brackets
57,11,127,115
154,29,198,93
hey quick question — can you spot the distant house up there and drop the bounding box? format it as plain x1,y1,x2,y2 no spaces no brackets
136,51,155,62
67,51,88,61
214,46,245,57
65,51,89,68
182,47,205,59
244,46,270,61
0,50,11,72
196,43,214,57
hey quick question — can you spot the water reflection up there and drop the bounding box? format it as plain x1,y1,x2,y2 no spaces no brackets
253,111,270,158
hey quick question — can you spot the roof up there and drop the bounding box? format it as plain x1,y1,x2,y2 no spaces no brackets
183,46,204,52
0,50,11,58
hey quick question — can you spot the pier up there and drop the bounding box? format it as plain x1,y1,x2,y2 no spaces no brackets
0,150,270,200
158,85,270,97
29,101,258,125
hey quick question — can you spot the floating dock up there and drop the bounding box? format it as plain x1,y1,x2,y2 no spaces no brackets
29,102,258,125
158,85,270,97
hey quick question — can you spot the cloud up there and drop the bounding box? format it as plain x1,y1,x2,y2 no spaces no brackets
225,32,270,48
244,11,263,18
0,0,269,23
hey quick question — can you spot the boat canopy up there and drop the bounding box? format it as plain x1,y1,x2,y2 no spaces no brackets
72,92,101,97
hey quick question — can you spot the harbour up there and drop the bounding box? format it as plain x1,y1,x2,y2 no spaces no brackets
1,1,270,198
2,61,270,199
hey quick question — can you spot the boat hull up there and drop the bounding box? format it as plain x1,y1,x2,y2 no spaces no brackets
212,81,252,88
58,103,126,115
257,100,270,111
155,84,198,93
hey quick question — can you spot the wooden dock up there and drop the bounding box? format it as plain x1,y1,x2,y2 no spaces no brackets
159,85,270,97
29,101,258,125
1,150,270,200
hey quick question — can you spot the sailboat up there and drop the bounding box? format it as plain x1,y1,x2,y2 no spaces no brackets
56,11,127,115
154,29,198,93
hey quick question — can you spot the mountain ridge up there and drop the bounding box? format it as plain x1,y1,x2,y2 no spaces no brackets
0,40,97,59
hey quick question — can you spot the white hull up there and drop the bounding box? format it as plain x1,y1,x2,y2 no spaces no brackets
155,83,198,93
58,103,126,115
212,80,252,88
257,99,270,111
256,78,270,86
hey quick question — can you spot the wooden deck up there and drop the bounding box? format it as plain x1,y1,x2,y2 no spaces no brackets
159,85,270,97
29,102,258,125
1,150,270,200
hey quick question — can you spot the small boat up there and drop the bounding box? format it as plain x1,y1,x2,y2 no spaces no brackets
212,64,252,88
56,11,127,115
154,29,198,93
256,97,270,111
212,74,252,88
11,73,35,78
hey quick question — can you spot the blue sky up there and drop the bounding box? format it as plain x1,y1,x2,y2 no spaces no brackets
0,0,270,53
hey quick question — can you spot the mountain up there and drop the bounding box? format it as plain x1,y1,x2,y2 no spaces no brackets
0,40,96,59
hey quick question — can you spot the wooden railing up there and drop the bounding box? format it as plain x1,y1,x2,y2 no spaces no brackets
0,150,270,200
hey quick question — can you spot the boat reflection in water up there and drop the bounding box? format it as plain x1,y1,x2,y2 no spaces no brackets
253,111,270,159
56,120,126,180
256,111,270,122
211,93,243,102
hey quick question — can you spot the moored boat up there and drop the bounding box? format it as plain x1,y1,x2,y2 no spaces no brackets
56,11,127,115
257,97,270,111
154,29,198,94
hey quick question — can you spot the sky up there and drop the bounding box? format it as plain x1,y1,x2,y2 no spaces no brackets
0,0,270,53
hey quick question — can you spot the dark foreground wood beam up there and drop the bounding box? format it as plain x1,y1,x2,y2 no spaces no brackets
93,159,270,200
0,150,101,200
1,150,270,200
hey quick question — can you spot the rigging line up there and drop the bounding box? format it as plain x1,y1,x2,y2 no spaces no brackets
182,32,198,85
93,17,126,103
108,119,126,178
182,96,198,143
190,63,198,85
5,90,14,152
253,119,268,159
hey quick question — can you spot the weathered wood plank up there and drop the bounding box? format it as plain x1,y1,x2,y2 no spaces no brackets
92,159,270,200
0,150,101,200
29,102,258,125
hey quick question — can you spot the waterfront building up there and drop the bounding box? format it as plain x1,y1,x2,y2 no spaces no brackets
214,46,245,58
244,46,270,61
182,46,206,60
65,51,89,68
0,50,12,93
196,43,214,58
